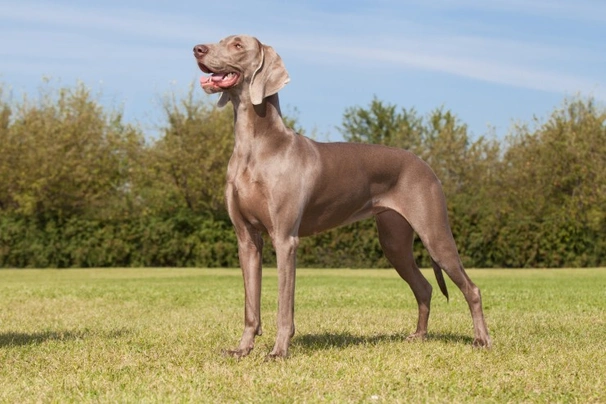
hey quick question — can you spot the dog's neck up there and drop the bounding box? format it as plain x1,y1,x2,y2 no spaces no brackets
231,93,290,149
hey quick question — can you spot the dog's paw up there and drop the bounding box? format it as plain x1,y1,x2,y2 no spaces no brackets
266,349,289,360
406,331,427,341
222,347,252,359
472,336,492,349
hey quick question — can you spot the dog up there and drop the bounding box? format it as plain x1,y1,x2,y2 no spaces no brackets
193,35,491,358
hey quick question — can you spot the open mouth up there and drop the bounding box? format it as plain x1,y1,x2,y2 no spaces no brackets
198,63,240,93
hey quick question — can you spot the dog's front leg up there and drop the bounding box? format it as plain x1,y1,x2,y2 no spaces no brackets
225,226,264,358
267,235,299,359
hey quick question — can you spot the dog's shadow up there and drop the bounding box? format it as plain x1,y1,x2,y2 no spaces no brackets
0,329,129,348
292,331,474,351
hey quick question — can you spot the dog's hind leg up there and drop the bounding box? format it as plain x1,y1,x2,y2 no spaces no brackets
422,235,492,348
376,209,433,340
400,184,492,348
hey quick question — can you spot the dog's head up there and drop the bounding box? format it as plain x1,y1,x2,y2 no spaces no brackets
193,35,290,107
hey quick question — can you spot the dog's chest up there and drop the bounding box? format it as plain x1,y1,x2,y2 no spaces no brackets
226,168,272,230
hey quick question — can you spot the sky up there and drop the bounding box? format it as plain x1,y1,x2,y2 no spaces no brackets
1,0,605,141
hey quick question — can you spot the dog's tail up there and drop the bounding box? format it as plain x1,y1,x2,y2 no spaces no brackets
431,258,449,301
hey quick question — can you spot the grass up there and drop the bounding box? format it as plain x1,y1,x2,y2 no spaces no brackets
0,267,604,403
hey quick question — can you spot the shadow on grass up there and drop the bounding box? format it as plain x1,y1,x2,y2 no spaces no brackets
0,328,131,347
293,331,474,350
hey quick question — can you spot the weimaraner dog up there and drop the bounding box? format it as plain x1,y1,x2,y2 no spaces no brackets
193,35,491,358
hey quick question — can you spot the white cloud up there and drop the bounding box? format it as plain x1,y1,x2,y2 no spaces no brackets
276,32,605,101
1,0,604,102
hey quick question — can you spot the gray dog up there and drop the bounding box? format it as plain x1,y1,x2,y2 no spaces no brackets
193,35,491,358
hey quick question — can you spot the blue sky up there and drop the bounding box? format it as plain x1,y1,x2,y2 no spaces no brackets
1,0,605,141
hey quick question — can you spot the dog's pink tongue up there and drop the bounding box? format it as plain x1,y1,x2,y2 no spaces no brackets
199,75,213,88
200,72,237,91
200,73,226,86
211,73,228,82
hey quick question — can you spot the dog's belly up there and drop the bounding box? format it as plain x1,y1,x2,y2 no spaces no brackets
298,195,384,237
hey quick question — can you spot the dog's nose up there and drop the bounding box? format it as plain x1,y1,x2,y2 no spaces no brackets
193,44,209,56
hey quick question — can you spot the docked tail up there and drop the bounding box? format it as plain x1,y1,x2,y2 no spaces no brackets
431,258,449,301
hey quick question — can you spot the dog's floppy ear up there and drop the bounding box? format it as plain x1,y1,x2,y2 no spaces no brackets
250,44,290,105
217,92,231,108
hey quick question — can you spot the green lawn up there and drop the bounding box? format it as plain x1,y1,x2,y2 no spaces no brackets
0,267,604,403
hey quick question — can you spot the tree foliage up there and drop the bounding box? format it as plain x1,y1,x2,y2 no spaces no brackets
488,99,606,267
147,87,235,216
0,83,142,219
0,82,604,268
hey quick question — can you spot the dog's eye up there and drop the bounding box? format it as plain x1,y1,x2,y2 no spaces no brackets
234,43,243,50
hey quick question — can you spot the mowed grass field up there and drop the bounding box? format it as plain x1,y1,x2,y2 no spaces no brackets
0,267,604,403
